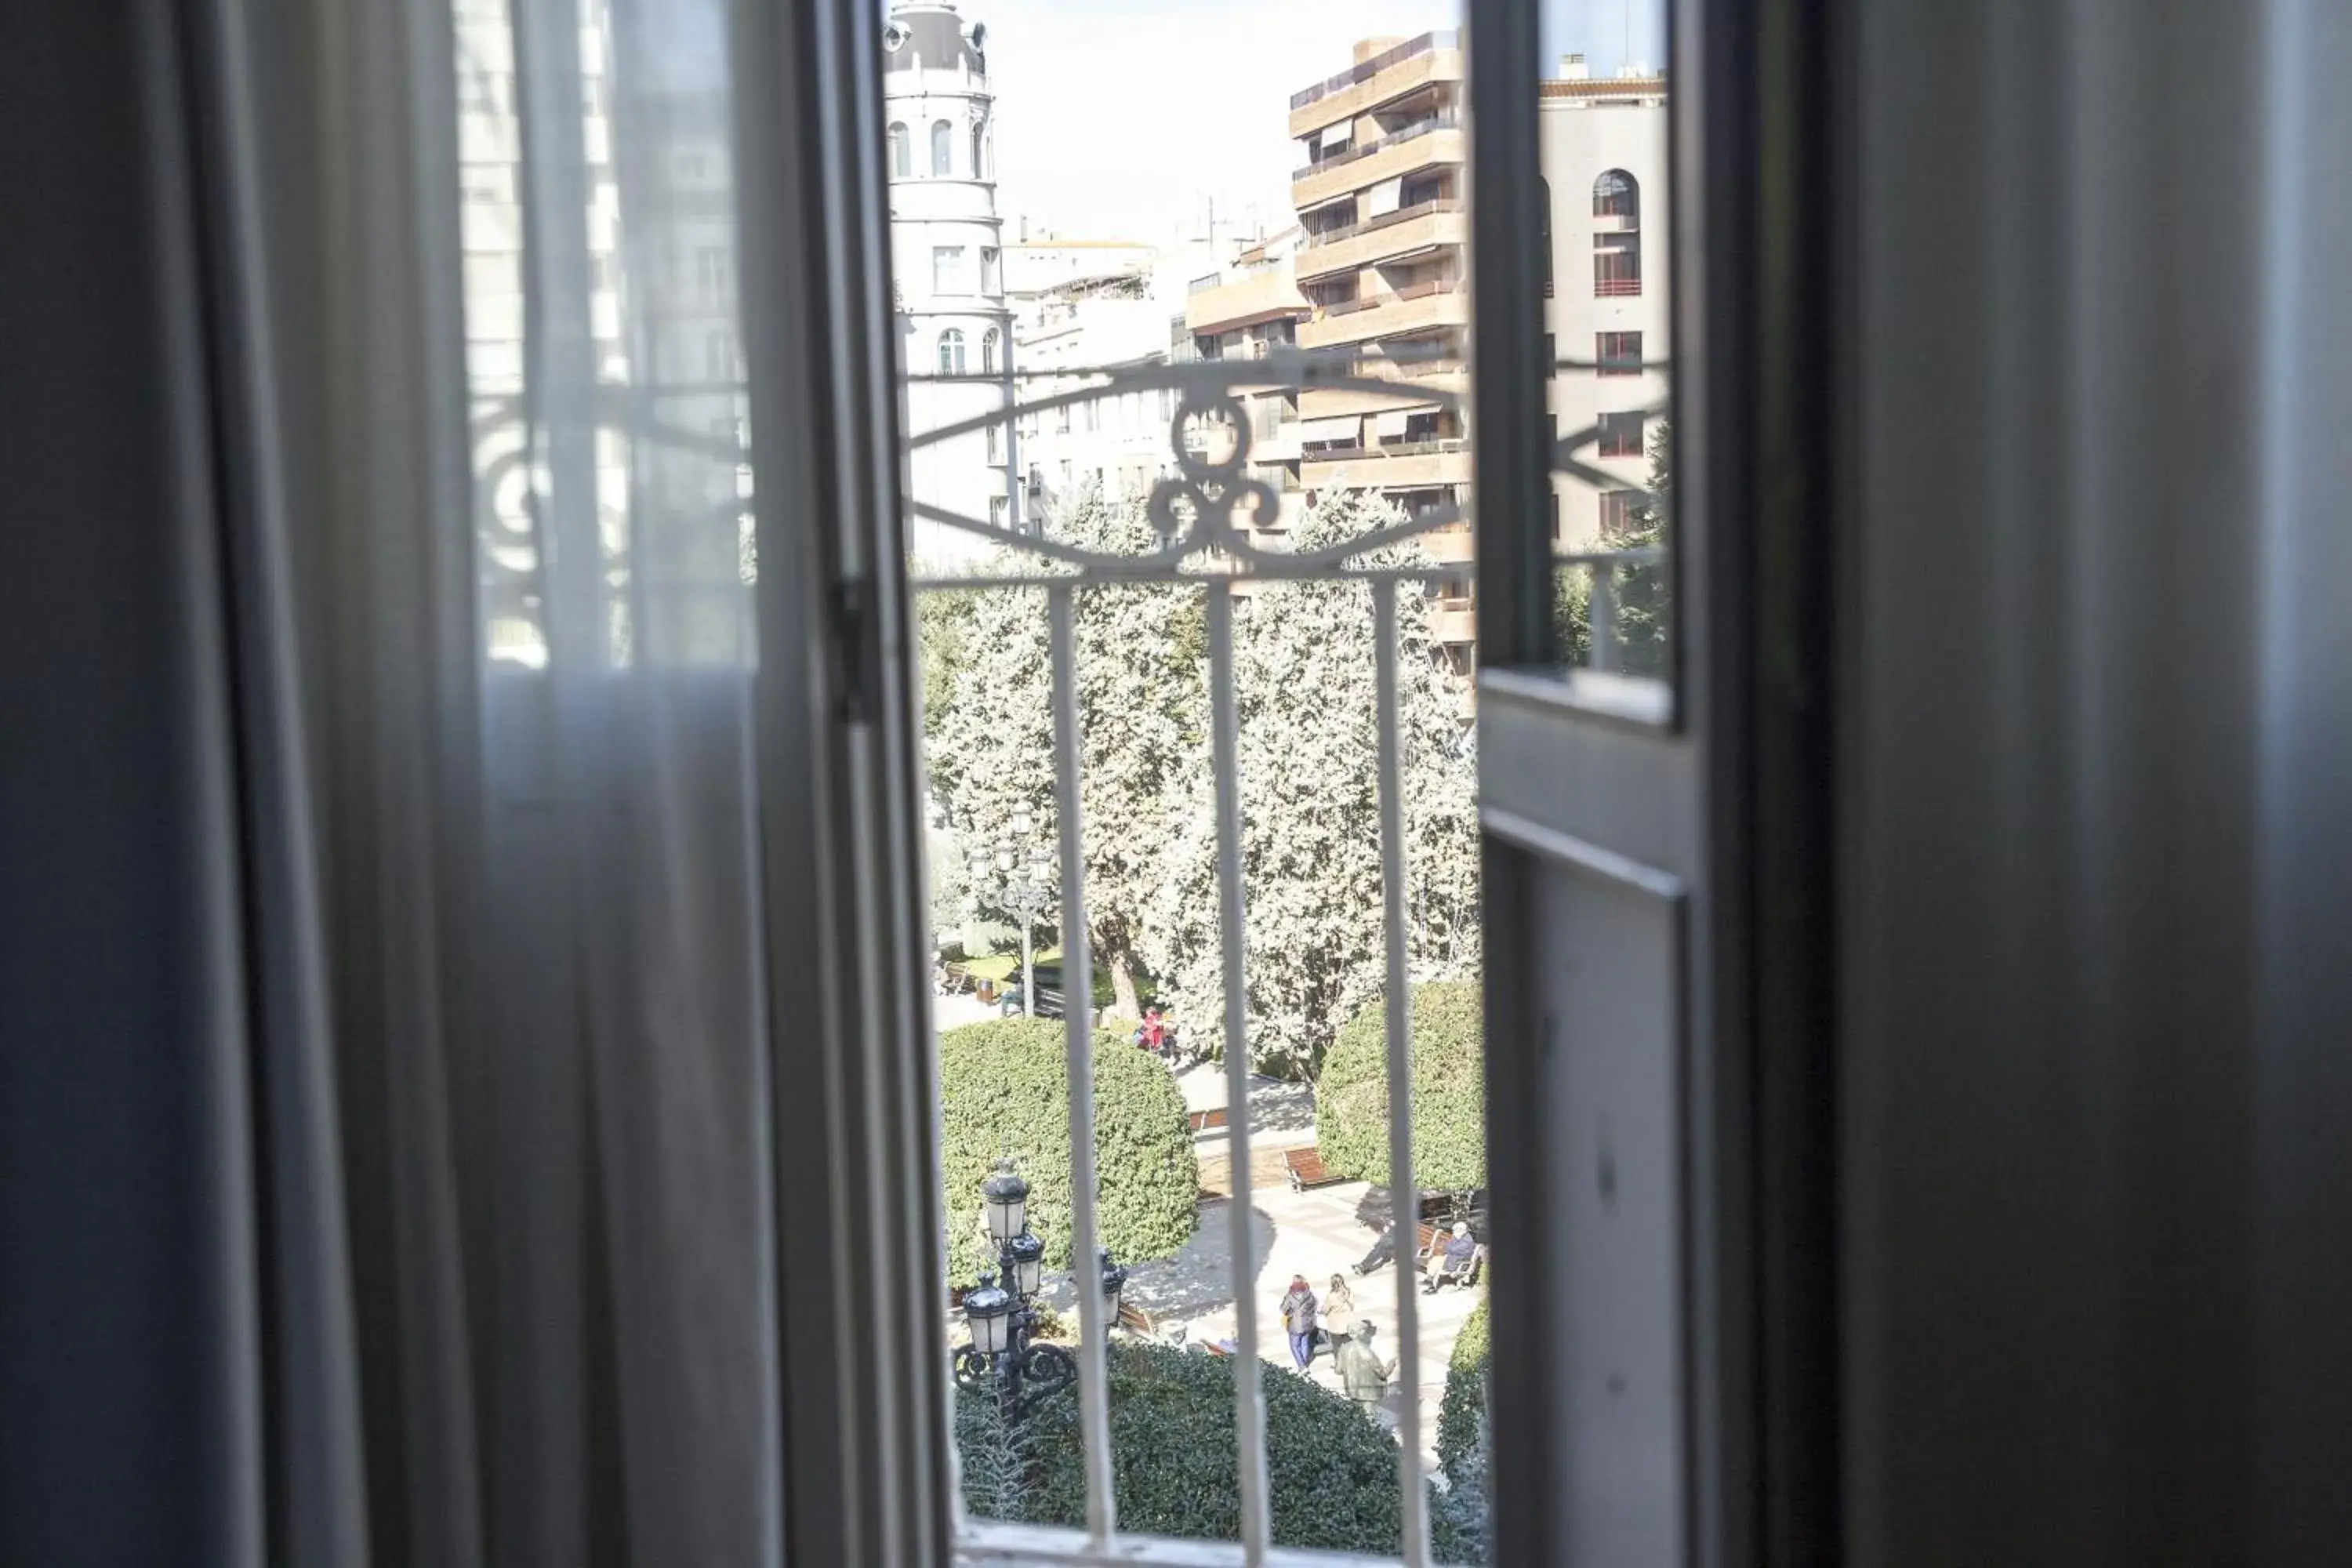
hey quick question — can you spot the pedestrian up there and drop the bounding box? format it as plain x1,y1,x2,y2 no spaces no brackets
1278,1274,1319,1370
1320,1272,1355,1360
1425,1220,1482,1294
1335,1319,1395,1411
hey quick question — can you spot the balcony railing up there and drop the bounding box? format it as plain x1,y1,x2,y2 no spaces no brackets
894,354,1666,1564
1595,277,1643,298
1301,196,1465,251
1292,111,1461,182
1289,30,1458,111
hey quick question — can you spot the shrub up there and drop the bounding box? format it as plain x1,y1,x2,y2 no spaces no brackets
957,1338,1406,1552
1434,1296,1490,1487
940,1018,1199,1281
1314,981,1486,1192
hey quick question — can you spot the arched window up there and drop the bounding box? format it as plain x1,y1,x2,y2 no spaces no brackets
938,328,966,376
887,122,910,178
971,123,986,180
1593,169,1639,222
980,328,1000,375
931,120,953,176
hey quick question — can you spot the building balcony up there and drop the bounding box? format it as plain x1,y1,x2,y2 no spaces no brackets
1290,125,1466,211
1301,437,1471,492
1297,281,1468,350
1294,200,1466,281
1288,31,1464,138
1432,602,1477,645
1424,519,1475,564
1183,266,1308,335
1297,368,1464,420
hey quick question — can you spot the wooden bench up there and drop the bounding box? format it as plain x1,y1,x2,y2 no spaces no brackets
1185,1106,1229,1134
1117,1301,1156,1337
1283,1145,1346,1192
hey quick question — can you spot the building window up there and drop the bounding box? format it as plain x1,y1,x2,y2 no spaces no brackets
695,245,729,304
986,421,1003,462
1598,331,1644,375
931,119,953,176
887,122,909,178
981,248,1000,293
1595,233,1642,296
932,245,967,294
706,330,735,381
971,123,986,178
1594,168,1640,222
1599,487,1642,536
980,328,1000,375
989,495,1008,530
1599,410,1645,459
937,328,966,376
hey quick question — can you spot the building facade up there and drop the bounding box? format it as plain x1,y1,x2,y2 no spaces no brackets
1181,227,1309,535
884,2,1014,563
1541,57,1671,552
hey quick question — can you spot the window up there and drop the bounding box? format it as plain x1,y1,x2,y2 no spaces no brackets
695,245,729,304
980,328,999,375
1599,486,1642,536
1599,410,1646,459
1595,233,1642,296
989,495,1008,530
932,245,967,294
931,119,952,175
986,421,1002,462
936,328,965,376
980,247,1000,293
971,123,985,179
1594,168,1640,221
705,329,735,382
887,122,910,177
1599,330,1644,376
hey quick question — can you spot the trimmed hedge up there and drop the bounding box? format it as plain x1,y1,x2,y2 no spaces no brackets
958,1338,1406,1553
1435,1295,1490,1486
1313,981,1486,1192
940,1018,1199,1281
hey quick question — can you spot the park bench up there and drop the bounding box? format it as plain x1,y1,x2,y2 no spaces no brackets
1283,1145,1346,1192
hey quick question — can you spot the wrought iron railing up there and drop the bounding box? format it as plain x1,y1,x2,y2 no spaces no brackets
899,350,1664,1566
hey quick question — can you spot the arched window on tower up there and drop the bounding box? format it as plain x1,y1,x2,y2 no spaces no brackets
938,328,966,376
981,328,1000,375
971,123,986,180
1593,170,1642,297
888,122,910,178
931,120,953,176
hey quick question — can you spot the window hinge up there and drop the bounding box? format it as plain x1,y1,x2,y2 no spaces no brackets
834,576,876,724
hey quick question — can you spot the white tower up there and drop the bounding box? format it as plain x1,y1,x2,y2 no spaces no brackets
884,2,1015,564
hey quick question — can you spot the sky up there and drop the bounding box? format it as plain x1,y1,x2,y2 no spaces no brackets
963,0,1668,245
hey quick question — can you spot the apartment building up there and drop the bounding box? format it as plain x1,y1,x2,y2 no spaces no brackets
1181,226,1311,534
1541,56,1671,552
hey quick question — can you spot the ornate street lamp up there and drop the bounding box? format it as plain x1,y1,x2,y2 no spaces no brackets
968,810,1055,1017
953,1160,1127,1426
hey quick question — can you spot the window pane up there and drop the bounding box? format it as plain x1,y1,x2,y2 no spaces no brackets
1541,14,1672,684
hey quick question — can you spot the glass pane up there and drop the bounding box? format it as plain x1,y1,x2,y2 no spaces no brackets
1540,3,1674,687
888,2,1494,1561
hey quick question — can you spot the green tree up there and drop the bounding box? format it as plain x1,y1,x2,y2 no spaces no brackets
922,495,1206,1017
957,1338,1409,1553
938,1018,1198,1281
1146,490,1482,1077
1313,981,1486,1193
1432,1295,1493,1564
1554,417,1672,677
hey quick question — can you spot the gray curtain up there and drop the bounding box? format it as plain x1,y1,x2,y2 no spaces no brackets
2,0,783,1561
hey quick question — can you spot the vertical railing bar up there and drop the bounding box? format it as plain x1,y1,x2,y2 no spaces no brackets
1050,585,1119,1546
1208,581,1272,1565
1373,581,1432,1568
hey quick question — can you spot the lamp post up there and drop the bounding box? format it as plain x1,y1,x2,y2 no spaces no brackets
953,1160,1128,1426
968,805,1054,1017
